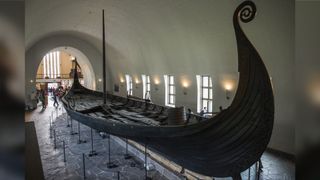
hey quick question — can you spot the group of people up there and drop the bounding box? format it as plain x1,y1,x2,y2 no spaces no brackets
36,86,69,109
185,105,225,123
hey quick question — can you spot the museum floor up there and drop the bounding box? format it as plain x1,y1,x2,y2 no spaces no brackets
26,99,295,180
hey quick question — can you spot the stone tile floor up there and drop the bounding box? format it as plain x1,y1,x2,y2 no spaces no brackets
29,101,295,180
32,105,166,180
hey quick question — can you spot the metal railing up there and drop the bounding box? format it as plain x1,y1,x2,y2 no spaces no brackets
36,73,83,79
49,108,121,179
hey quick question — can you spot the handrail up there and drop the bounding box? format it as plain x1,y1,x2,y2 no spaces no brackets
36,73,84,79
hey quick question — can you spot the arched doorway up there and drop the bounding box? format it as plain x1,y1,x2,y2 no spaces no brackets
34,46,96,107
25,33,112,110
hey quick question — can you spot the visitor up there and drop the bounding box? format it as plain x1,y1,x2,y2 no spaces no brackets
219,106,223,112
200,107,207,117
40,89,46,109
53,89,59,107
186,108,192,124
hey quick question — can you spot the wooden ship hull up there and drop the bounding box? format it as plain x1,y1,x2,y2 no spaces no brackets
62,1,274,178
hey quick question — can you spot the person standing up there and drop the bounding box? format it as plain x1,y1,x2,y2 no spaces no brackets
200,107,207,117
186,108,192,124
40,89,46,109
53,89,59,107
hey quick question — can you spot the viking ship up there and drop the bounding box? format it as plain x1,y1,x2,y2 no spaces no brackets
62,1,274,179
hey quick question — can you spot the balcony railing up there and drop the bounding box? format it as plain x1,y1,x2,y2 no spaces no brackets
36,73,83,79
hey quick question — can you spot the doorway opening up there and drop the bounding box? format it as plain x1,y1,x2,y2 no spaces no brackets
34,47,95,108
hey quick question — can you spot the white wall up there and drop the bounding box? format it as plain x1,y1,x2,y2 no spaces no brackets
296,1,320,153
26,0,295,154
106,0,295,154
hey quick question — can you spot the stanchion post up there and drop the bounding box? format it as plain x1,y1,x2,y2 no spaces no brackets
54,129,56,149
49,116,53,139
117,171,120,180
70,118,77,135
88,128,97,156
82,153,86,179
107,135,117,168
67,115,70,127
52,111,54,124
145,144,147,180
70,118,73,132
49,115,52,130
63,141,66,162
124,138,131,159
70,118,76,135
78,122,86,144
78,122,81,143
144,144,151,180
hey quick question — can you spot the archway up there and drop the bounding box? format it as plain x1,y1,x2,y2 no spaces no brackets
33,47,96,108
25,33,112,109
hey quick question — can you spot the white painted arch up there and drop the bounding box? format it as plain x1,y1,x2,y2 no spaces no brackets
25,32,111,100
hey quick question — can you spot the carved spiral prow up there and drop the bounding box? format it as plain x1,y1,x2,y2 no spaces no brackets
234,1,256,23
232,0,258,76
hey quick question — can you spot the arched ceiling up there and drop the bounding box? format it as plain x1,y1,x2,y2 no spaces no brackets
26,0,243,76
26,0,296,154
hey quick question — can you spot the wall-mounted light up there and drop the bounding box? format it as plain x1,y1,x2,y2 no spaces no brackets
30,80,34,83
182,81,189,95
120,77,125,86
135,79,140,89
224,82,233,100
154,78,160,91
313,89,320,105
98,78,102,82
309,80,320,106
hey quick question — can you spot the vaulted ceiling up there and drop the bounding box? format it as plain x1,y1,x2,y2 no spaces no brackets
26,0,296,154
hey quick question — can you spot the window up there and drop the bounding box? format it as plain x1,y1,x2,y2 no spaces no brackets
164,75,175,107
42,51,61,78
125,74,133,96
197,75,213,113
142,75,151,100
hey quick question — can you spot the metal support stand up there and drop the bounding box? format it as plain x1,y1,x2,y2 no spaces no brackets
82,153,86,179
63,141,66,162
78,122,87,144
144,144,151,180
107,135,117,168
67,115,70,127
49,116,53,139
49,116,52,130
248,166,250,180
117,171,120,180
51,111,54,124
124,139,131,159
259,159,263,170
53,129,56,149
257,159,262,180
88,128,98,157
70,118,78,135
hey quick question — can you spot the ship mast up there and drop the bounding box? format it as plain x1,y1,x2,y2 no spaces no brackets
102,9,107,104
